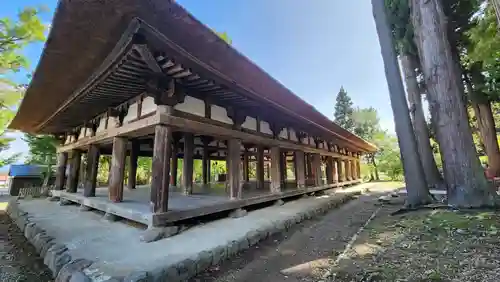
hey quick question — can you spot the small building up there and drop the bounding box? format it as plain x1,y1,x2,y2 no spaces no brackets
8,165,45,196
9,0,376,228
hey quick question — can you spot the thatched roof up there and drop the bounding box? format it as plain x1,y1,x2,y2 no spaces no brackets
9,0,376,152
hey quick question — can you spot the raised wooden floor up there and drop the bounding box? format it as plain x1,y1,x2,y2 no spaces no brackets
51,180,361,227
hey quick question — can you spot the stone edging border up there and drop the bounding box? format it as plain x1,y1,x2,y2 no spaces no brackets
7,191,359,282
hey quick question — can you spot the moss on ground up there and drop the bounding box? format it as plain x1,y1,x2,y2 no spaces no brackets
329,209,500,282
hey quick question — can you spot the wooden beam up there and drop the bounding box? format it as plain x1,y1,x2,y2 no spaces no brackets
84,144,100,197
182,132,194,195
227,138,242,199
109,137,127,202
54,152,68,191
127,140,140,190
294,151,306,189
270,146,281,193
158,114,359,160
66,150,81,193
256,145,265,190
150,124,172,213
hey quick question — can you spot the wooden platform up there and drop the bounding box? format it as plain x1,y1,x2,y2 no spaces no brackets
51,180,361,227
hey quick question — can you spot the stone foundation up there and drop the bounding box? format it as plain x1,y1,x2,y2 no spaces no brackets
7,190,358,281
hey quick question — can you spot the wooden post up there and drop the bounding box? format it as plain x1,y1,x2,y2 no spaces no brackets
357,159,361,180
351,160,357,180
109,137,127,202
344,159,352,181
83,144,100,197
202,138,210,185
270,146,282,193
325,156,334,184
256,146,265,190
55,152,68,190
66,150,81,193
337,159,344,182
150,124,172,213
280,150,287,187
182,132,194,195
227,138,242,199
311,153,322,186
171,142,178,187
332,158,338,182
127,140,139,190
294,150,306,189
242,149,250,183
306,154,313,179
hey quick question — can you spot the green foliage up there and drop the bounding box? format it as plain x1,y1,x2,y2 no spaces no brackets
23,134,57,164
214,31,232,45
352,107,381,140
384,0,416,55
0,7,46,166
372,131,404,180
334,86,355,132
0,7,46,74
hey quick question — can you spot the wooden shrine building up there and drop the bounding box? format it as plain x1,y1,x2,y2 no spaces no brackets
9,0,376,227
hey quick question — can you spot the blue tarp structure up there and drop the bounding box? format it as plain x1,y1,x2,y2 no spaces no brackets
8,165,44,177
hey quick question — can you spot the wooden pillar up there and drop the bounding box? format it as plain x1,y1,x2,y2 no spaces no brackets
332,158,338,182
337,159,345,182
171,142,178,187
306,154,313,179
325,156,334,184
109,137,127,202
227,138,242,199
351,160,357,180
127,140,139,190
256,146,265,190
242,149,250,183
55,152,68,190
311,153,322,186
202,138,210,185
182,133,194,195
344,159,351,181
270,146,282,193
280,150,287,187
357,159,361,180
294,150,306,189
66,150,81,193
83,144,100,197
150,124,172,213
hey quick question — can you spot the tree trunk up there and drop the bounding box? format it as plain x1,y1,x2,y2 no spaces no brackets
372,0,432,207
474,101,500,176
493,0,500,28
369,154,380,181
400,53,443,189
411,0,496,207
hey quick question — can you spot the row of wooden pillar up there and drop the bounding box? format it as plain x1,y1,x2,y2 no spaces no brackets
54,126,361,214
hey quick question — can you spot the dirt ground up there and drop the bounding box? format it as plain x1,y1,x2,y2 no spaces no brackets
191,184,402,282
0,198,53,282
192,185,500,282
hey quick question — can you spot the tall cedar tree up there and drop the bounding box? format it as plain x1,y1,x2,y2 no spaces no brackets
385,0,443,189
334,87,355,132
411,0,496,207
373,0,432,207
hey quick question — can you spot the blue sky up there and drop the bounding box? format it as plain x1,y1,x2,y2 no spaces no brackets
2,0,394,161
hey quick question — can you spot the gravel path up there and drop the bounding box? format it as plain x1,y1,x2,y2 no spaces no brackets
192,192,398,282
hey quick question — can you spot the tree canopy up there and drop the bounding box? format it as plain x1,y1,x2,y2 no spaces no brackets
334,87,355,132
